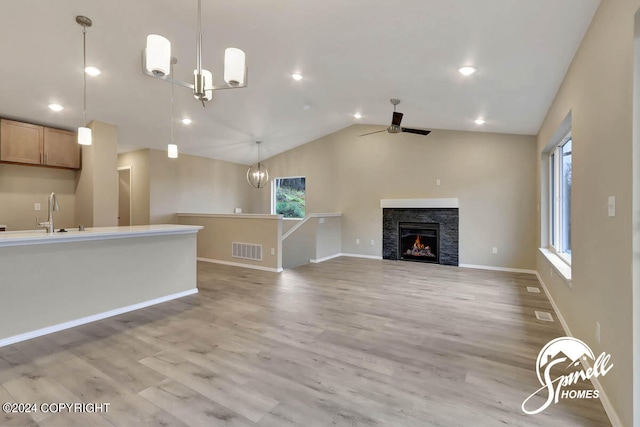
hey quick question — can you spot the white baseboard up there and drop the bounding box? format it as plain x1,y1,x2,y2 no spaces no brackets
0,288,198,348
459,263,537,275
310,253,342,263
197,257,283,273
339,253,383,260
535,273,622,427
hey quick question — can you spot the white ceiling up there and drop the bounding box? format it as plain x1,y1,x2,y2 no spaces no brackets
0,0,600,165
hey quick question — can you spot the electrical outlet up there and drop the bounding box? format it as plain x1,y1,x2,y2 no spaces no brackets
492,247,498,255
34,203,41,211
370,239,374,246
270,248,275,256
319,217,325,224
356,239,360,245
436,179,441,186
596,322,601,343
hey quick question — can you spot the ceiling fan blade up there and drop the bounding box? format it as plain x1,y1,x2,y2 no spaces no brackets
392,112,404,126
401,128,431,136
359,129,387,137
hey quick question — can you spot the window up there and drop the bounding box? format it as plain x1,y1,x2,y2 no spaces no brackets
550,134,572,262
272,177,306,219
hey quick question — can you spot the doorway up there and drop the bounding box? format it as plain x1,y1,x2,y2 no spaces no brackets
117,166,132,226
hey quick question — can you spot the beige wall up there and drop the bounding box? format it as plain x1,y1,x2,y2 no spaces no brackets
536,0,640,425
76,121,118,227
178,214,282,271
316,216,342,260
148,149,252,224
117,150,150,225
254,125,537,270
282,219,317,269
0,163,76,231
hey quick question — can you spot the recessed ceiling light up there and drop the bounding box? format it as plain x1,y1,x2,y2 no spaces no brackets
85,66,101,76
353,113,362,119
48,104,64,112
302,103,312,110
474,118,486,125
291,73,303,81
181,118,192,125
458,66,477,76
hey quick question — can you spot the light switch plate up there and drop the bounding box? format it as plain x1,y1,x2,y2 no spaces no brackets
34,203,41,211
608,196,615,217
319,218,325,224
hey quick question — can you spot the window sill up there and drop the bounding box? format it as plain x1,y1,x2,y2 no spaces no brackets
539,247,572,287
282,217,303,221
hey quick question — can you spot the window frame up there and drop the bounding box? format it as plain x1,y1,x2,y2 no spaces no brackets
549,132,572,265
271,176,306,219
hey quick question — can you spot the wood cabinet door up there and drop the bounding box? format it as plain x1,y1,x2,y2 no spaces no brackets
43,127,80,169
0,119,44,165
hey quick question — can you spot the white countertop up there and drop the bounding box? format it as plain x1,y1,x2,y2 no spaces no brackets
0,224,203,248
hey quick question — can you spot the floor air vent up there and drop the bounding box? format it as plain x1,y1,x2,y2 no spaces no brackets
527,287,541,293
232,242,262,261
535,311,554,322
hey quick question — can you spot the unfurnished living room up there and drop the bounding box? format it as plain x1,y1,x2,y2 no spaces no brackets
0,0,639,426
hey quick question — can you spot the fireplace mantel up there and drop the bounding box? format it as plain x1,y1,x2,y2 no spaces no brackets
380,198,459,209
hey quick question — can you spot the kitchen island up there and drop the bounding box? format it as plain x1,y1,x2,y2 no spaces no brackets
0,224,202,346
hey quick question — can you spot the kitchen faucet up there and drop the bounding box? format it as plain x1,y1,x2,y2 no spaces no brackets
36,192,59,234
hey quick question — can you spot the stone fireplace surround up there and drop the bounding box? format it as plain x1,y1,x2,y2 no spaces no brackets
381,198,459,266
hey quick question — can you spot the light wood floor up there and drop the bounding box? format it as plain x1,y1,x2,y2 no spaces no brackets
0,258,610,426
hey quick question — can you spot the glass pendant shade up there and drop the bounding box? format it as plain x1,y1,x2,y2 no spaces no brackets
78,126,92,146
224,48,246,86
168,144,178,158
193,69,213,101
146,35,171,77
246,162,269,188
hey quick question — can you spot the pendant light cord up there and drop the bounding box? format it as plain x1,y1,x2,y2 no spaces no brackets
82,25,87,126
170,63,175,145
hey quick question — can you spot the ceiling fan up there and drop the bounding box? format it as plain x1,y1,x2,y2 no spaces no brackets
360,99,431,137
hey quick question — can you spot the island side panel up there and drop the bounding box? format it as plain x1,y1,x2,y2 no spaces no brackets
0,232,197,343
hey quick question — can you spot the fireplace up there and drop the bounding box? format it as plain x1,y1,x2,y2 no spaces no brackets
399,222,439,263
382,202,458,266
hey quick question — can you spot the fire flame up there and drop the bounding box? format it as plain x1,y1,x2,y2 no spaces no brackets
413,235,425,250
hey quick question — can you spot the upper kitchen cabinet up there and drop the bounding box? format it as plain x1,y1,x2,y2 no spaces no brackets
0,119,80,170
0,119,43,165
43,127,80,169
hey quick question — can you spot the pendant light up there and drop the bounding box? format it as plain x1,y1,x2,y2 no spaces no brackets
142,0,247,107
246,141,269,189
76,16,92,146
168,59,178,159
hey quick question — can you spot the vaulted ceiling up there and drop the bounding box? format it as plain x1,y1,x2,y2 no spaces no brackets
0,0,600,164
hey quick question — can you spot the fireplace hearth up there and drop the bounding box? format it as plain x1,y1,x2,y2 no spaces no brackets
399,223,439,263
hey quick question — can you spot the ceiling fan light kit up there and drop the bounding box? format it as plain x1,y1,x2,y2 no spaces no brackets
142,0,247,107
359,99,431,137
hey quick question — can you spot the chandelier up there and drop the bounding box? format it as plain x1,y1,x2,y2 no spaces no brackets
142,0,247,107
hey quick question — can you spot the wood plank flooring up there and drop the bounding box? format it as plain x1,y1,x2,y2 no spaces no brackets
0,258,611,426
